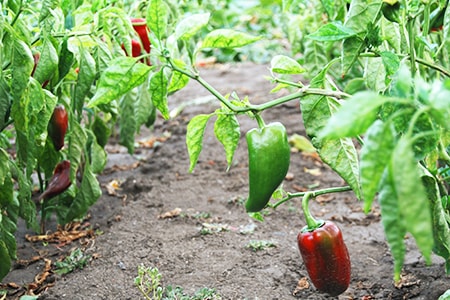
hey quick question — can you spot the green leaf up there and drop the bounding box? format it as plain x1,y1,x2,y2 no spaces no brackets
39,0,59,22
341,1,383,76
62,161,102,223
301,70,361,199
0,240,11,281
119,90,137,154
175,13,210,40
68,121,87,181
364,57,387,92
378,168,406,282
0,77,11,134
58,38,74,82
92,115,111,148
360,120,395,212
74,47,96,116
186,114,213,172
12,39,34,102
214,114,240,171
380,137,434,281
135,83,155,131
147,0,169,40
201,29,261,49
308,22,358,41
33,37,58,86
380,51,400,76
421,168,450,273
393,138,433,264
439,289,450,300
270,55,305,74
150,68,170,119
319,91,389,139
87,57,151,107
168,60,189,94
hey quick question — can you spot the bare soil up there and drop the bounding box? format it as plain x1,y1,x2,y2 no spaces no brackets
2,63,449,300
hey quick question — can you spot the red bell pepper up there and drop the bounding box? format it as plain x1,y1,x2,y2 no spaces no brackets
39,160,72,201
48,104,68,151
297,193,351,296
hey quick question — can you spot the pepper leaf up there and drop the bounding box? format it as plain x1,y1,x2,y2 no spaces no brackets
307,22,358,41
301,69,361,199
33,36,58,86
12,39,34,103
270,55,305,74
61,161,102,224
380,137,434,281
119,89,137,154
150,68,170,119
186,114,213,172
147,0,169,40
421,167,450,273
360,120,395,212
214,113,241,171
175,13,210,40
319,91,389,139
87,57,151,108
201,29,261,49
0,240,11,281
74,46,96,116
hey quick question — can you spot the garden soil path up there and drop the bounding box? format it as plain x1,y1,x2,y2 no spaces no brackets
3,63,449,299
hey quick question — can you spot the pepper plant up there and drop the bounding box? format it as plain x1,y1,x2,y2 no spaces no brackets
0,0,449,294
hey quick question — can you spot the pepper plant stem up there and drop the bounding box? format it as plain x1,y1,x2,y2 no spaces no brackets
302,192,323,230
272,185,352,209
167,57,350,114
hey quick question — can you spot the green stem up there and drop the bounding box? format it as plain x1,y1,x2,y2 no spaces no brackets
272,185,352,209
254,114,266,128
167,57,350,114
414,57,450,78
407,16,417,75
301,192,323,230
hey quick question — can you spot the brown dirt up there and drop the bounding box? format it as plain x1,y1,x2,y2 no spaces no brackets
2,63,449,300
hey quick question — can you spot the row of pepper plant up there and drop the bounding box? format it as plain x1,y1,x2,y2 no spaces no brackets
0,0,449,295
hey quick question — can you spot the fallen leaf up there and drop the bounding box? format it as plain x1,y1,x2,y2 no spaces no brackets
292,277,310,295
158,208,182,219
105,179,122,196
303,167,322,176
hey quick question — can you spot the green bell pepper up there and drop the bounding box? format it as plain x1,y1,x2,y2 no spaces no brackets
245,117,290,212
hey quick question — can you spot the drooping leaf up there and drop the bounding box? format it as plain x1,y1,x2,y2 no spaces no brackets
61,161,101,224
174,13,210,40
74,47,96,116
33,36,58,86
87,57,151,107
119,90,137,154
0,77,12,131
378,168,406,282
420,167,450,273
214,114,240,170
301,69,361,199
12,39,34,103
168,59,189,94
186,114,213,172
201,29,261,49
360,120,395,212
149,68,169,119
380,51,400,76
0,240,11,281
68,121,87,181
270,55,305,74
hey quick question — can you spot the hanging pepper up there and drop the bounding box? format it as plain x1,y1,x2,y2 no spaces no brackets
131,18,151,65
48,104,68,151
245,115,290,212
297,193,351,296
39,160,72,201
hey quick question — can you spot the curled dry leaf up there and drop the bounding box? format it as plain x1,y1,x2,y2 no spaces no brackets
158,208,182,219
292,277,310,295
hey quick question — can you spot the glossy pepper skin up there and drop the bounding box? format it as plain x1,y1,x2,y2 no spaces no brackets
39,160,71,201
245,120,290,212
48,104,68,151
297,193,351,296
